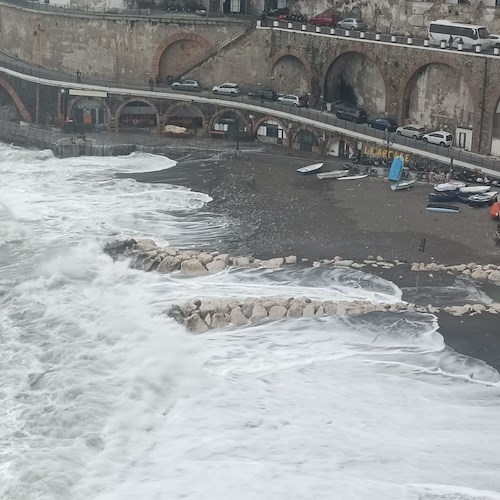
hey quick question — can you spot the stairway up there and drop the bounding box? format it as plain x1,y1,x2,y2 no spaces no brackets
174,22,256,79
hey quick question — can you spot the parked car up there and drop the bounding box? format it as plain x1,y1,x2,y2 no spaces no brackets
171,79,200,92
337,18,366,31
277,94,308,107
248,88,278,101
396,124,426,139
268,6,289,17
367,117,398,132
335,103,367,123
212,82,240,95
422,130,454,147
309,15,337,27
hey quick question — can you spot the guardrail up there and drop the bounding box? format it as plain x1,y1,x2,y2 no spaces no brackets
1,50,500,174
262,19,500,57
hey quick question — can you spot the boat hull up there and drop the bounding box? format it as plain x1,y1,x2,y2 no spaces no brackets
428,191,458,202
427,203,460,213
391,179,416,191
297,163,324,175
317,170,350,179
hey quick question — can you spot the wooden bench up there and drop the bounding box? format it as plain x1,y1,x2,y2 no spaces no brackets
209,130,227,139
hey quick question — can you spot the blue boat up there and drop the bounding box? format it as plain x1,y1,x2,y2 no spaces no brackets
388,157,404,182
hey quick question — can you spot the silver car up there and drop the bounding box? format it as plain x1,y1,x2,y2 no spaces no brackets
337,18,366,30
277,94,307,107
171,79,200,92
396,124,426,140
212,82,240,95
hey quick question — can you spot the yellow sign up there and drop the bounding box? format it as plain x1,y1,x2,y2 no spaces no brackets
363,145,410,163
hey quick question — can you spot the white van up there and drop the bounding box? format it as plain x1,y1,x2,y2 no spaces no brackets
428,20,495,50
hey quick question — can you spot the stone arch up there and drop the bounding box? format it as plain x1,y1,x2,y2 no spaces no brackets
270,48,311,95
254,115,288,144
399,58,478,133
66,96,111,127
209,108,250,134
115,98,160,129
487,90,500,156
322,49,390,115
323,133,357,157
0,74,32,122
254,115,287,133
164,102,206,129
152,33,214,82
292,126,319,152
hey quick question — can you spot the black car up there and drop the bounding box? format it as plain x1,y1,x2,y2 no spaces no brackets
268,6,289,17
335,103,367,123
367,117,398,132
248,88,278,101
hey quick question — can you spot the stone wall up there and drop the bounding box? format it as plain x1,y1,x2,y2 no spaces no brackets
0,3,246,83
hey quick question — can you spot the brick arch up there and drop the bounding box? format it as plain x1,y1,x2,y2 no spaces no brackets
165,102,207,128
321,48,391,111
66,96,111,122
115,98,160,128
208,108,250,132
151,32,214,79
398,56,479,126
292,126,319,143
270,48,312,90
0,74,32,122
254,115,287,135
323,133,357,156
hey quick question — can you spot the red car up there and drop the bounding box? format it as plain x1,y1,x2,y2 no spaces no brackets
309,15,337,27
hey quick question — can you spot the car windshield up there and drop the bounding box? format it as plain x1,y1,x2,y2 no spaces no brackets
478,27,490,39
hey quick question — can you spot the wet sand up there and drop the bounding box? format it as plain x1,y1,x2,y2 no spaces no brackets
130,143,500,369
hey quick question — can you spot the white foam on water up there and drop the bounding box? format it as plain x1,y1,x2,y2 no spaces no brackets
1,143,500,500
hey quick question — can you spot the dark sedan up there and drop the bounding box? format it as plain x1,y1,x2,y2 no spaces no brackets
367,117,398,132
248,89,278,101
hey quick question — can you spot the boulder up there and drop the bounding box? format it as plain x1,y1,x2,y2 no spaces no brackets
136,239,158,252
335,259,354,267
232,256,250,267
198,252,214,266
287,304,303,317
471,269,489,280
303,303,316,316
488,270,500,282
186,313,209,333
285,255,297,264
157,255,181,273
250,304,268,321
206,259,227,274
211,312,230,329
230,307,249,326
260,258,284,269
268,305,287,319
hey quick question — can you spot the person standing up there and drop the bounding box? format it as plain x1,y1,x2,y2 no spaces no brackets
148,77,154,91
155,74,161,87
448,34,454,47
76,69,81,83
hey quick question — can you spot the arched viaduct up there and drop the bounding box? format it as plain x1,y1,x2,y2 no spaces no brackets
1,1,500,155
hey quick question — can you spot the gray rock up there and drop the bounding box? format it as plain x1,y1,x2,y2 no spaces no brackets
206,259,227,274
157,256,181,273
181,259,208,275
211,312,230,329
230,307,249,326
198,252,214,266
268,305,287,319
186,313,209,333
250,304,268,321
488,270,500,282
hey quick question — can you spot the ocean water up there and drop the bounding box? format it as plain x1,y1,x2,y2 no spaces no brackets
1,143,500,500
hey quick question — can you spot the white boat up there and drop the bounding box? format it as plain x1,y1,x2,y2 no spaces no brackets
434,181,467,192
337,174,369,181
459,185,491,194
297,162,323,175
391,179,416,191
317,170,350,179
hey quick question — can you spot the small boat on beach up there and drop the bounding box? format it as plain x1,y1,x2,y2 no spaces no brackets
297,163,323,175
428,191,458,202
468,191,498,207
434,181,467,192
459,185,491,194
317,170,350,180
426,203,460,213
337,174,369,181
490,202,500,220
391,178,416,191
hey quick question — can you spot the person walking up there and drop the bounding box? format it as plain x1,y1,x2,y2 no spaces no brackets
148,77,154,91
76,69,81,83
448,34,454,47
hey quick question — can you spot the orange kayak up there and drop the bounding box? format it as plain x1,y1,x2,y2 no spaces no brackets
490,202,500,220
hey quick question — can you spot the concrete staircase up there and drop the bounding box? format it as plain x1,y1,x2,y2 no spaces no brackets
174,22,256,79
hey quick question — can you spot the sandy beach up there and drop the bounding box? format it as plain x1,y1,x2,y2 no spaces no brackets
128,142,500,368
